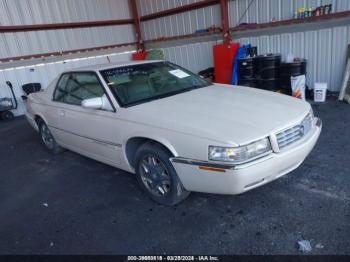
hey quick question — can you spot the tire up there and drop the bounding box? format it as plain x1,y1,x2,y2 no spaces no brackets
1,111,14,121
135,142,190,206
38,120,64,154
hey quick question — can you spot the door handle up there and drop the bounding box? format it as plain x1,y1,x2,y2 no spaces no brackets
59,110,65,117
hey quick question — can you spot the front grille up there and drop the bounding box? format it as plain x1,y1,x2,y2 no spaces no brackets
276,114,313,150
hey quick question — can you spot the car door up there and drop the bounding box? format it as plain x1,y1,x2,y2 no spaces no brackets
49,71,122,165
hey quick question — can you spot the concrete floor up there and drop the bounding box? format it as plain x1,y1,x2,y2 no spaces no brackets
0,100,349,255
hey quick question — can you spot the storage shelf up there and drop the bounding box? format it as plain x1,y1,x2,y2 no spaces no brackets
230,11,350,34
145,11,350,48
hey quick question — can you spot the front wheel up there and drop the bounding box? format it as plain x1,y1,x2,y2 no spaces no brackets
38,121,64,154
135,142,190,206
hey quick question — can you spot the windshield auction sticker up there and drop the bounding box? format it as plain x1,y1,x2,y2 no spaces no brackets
168,69,190,79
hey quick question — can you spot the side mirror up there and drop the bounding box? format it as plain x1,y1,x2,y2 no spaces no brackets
81,97,103,110
82,95,114,111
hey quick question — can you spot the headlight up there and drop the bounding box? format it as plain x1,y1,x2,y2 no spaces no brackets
302,109,314,134
209,138,272,163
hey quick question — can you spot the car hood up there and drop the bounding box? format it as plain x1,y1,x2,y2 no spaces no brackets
122,84,311,145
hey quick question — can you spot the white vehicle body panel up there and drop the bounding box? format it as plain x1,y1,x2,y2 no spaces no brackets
25,61,321,195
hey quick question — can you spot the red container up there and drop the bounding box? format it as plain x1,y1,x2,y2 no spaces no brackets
132,51,148,60
213,43,240,84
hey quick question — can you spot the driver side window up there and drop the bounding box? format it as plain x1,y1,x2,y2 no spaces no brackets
53,72,106,107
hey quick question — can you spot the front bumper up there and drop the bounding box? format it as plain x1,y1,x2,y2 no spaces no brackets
170,118,322,195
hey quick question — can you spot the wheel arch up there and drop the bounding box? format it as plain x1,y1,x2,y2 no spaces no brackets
34,114,48,129
124,136,178,169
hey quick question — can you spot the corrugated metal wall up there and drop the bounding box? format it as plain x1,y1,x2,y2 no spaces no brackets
137,0,350,38
140,0,350,92
162,25,350,92
0,0,135,59
1,0,350,116
0,51,133,116
162,40,217,74
236,25,350,91
136,0,221,40
228,0,350,26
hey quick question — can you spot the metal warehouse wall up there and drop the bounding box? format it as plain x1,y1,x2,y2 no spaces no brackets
0,52,132,116
136,0,221,40
228,0,350,26
139,0,350,92
161,25,350,92
0,0,135,59
137,0,350,38
162,40,217,75
237,25,350,92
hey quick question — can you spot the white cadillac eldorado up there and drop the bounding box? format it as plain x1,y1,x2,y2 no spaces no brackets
25,60,322,205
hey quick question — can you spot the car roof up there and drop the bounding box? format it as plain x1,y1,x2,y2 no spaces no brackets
63,59,164,73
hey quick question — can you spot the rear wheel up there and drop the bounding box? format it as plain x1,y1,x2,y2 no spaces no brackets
38,120,64,154
1,111,14,121
135,142,190,206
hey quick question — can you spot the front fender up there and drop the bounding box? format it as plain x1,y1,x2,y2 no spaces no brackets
123,133,179,157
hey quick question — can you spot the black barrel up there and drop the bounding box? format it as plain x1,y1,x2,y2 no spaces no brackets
255,54,281,91
280,59,307,94
238,57,257,87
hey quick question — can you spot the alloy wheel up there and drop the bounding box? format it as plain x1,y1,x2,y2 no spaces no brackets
139,155,171,197
41,124,54,150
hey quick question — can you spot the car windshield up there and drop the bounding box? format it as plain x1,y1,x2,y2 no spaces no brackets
99,61,210,107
